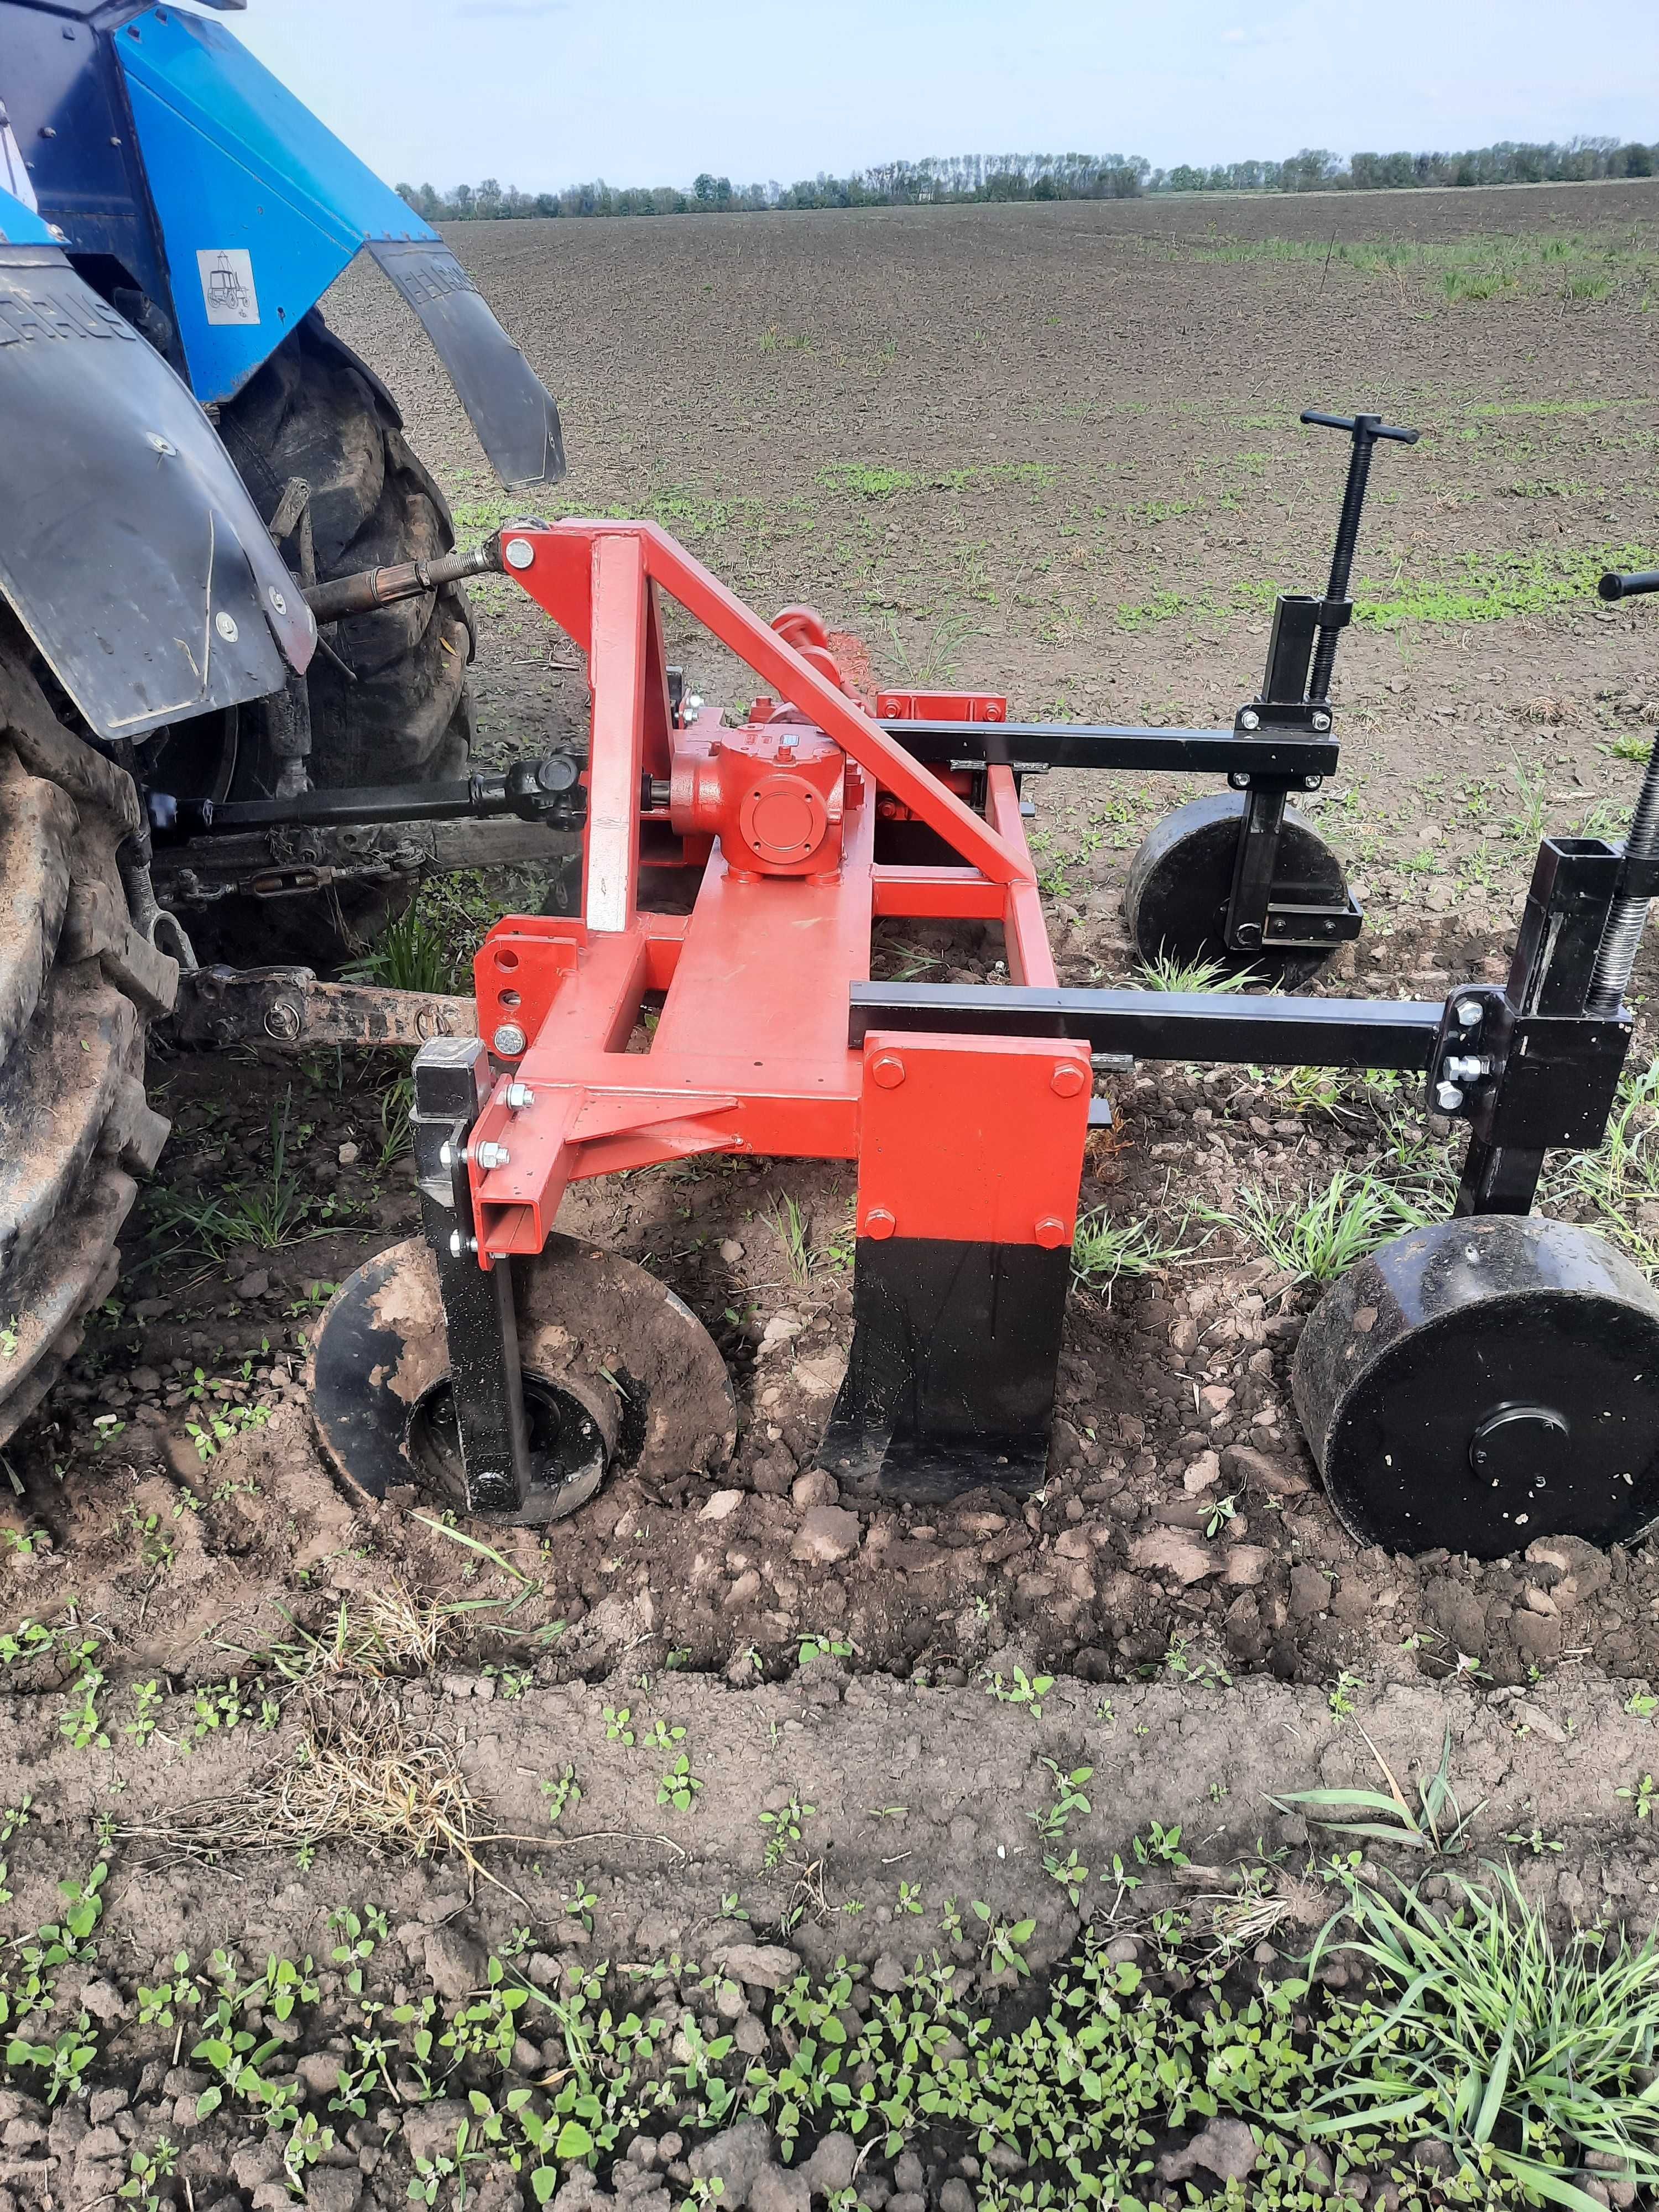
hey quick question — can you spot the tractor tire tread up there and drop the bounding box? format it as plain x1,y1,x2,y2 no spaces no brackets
0,617,170,1446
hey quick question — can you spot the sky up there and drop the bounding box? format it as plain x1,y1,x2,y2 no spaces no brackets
230,0,1659,194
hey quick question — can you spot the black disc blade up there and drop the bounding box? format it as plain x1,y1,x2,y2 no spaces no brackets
310,1233,736,1519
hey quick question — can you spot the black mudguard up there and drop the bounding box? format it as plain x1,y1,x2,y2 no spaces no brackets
369,242,565,490
0,242,314,742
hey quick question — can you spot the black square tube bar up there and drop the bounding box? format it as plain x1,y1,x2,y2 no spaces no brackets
848,982,1444,1071
879,719,1340,780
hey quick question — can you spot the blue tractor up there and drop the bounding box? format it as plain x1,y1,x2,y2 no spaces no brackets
0,0,567,1443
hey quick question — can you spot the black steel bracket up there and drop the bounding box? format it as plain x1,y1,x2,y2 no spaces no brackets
1618,848,1659,902
411,1037,532,1516
1261,895,1364,950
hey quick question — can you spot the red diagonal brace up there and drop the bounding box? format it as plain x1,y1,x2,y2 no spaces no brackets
501,520,1031,888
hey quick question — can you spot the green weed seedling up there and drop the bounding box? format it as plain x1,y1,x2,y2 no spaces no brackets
1204,1490,1240,1538
798,1630,853,1666
136,1954,200,2029
1602,731,1653,764
1506,1825,1565,1856
759,1791,816,1870
983,1667,1053,1717
1026,1759,1093,1841
59,1666,107,1750
117,2141,179,2210
972,1900,1036,1978
482,1664,531,1699
1161,1634,1233,1691
1045,1848,1092,1906
541,1766,581,1825
327,1906,388,1994
1619,1773,1659,1819
1329,1670,1366,1719
0,1796,30,1906
657,1753,703,1811
1131,1820,1190,1869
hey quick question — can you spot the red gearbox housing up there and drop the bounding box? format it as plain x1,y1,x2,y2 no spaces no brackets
669,716,848,878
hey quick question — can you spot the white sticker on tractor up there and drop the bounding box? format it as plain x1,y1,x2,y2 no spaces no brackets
197,249,259,326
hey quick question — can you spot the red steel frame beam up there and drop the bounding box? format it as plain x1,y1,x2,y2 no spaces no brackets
461,523,1073,1269
505,521,1032,892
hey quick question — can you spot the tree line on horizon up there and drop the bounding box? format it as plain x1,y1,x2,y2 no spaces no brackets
395,137,1656,222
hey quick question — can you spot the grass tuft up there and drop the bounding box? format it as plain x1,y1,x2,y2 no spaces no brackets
1306,1861,1659,2208
1136,947,1260,994
1071,1209,1192,1294
1275,1728,1483,1855
344,904,464,997
1220,1168,1431,1282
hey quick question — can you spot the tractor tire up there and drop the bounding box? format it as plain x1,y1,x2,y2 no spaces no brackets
168,309,475,964
0,616,175,1451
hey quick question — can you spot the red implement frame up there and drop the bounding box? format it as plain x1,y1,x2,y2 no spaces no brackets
461,521,1084,1285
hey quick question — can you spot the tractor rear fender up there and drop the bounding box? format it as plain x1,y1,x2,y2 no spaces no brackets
0,192,316,742
112,6,564,486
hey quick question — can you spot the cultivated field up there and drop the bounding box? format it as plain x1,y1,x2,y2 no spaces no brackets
4,184,1659,2210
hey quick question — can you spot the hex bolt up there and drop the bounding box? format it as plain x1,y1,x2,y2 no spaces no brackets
1303,773,1323,791
1239,708,1261,731
869,1052,906,1089
1434,1081,1465,1114
503,538,535,571
267,585,288,617
505,1082,536,1110
476,1141,512,1171
1034,1216,1070,1249
864,1208,897,1239
493,1023,528,1056
1050,1063,1087,1098
1311,710,1332,732
1444,1054,1490,1084
1455,999,1484,1029
438,1140,454,1170
447,1229,477,1258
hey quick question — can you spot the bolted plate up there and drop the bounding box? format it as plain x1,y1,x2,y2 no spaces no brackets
1125,791,1347,986
1292,1214,1659,1559
310,1233,735,1520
